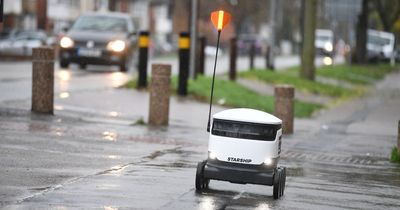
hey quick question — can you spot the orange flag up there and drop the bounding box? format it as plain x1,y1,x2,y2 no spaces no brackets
211,10,231,31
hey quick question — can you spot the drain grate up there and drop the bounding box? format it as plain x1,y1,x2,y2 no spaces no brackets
281,150,388,166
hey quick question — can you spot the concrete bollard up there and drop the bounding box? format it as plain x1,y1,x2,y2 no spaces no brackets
274,85,295,134
229,37,237,81
149,64,171,126
32,47,54,114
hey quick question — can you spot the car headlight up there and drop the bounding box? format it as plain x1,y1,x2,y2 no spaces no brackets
60,36,74,48
107,40,126,52
264,158,273,165
324,42,333,52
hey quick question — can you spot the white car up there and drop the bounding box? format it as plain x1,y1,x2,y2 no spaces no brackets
315,29,335,57
367,29,395,62
0,31,47,56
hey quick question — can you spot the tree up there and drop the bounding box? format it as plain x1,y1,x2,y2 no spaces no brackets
300,0,317,81
354,0,369,64
372,0,400,31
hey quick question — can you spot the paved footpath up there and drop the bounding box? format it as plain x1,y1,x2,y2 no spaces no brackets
0,65,399,209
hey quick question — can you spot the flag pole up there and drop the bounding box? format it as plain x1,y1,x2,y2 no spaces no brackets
207,30,221,132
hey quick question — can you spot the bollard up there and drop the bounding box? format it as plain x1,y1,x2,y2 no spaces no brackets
274,85,295,134
178,32,190,96
32,47,54,114
149,64,171,126
249,41,256,70
137,31,149,89
265,45,270,70
196,35,206,77
229,37,237,81
267,45,275,70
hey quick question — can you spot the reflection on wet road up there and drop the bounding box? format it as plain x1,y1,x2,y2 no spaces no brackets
1,61,400,209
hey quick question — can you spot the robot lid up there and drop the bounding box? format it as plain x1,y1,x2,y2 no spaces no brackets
213,108,282,125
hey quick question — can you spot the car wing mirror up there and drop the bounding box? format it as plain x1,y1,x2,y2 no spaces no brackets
62,27,69,33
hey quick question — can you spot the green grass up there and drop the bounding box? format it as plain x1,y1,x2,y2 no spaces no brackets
123,79,137,89
391,147,400,163
172,75,322,118
122,75,323,118
316,64,399,85
239,69,359,98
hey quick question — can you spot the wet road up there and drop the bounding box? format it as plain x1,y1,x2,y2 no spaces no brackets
1,59,400,209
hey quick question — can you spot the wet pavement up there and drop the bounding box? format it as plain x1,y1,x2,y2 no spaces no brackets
0,60,400,209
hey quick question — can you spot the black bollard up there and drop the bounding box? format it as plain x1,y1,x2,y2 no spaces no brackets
265,45,270,70
178,32,190,96
137,31,149,89
249,41,256,70
229,37,237,81
196,35,206,77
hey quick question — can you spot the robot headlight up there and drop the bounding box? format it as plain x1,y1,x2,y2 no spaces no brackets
264,158,273,165
208,151,217,160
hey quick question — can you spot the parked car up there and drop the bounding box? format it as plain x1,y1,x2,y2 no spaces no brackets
367,29,395,62
0,29,14,40
0,30,47,56
315,29,335,57
59,12,138,72
237,34,265,56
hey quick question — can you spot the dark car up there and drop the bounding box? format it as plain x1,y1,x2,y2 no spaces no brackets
237,34,265,56
59,12,137,72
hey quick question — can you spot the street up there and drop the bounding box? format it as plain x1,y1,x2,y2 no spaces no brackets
0,58,400,209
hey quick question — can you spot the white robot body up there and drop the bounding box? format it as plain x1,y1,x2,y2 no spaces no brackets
208,108,282,165
196,108,287,199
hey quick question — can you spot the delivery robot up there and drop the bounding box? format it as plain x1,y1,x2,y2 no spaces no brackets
195,108,286,199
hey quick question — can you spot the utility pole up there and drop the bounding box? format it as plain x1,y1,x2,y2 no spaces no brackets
268,0,276,70
189,0,198,79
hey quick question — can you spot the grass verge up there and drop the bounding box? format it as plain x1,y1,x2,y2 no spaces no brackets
391,147,400,163
172,75,322,118
239,69,359,98
316,64,399,85
123,75,323,118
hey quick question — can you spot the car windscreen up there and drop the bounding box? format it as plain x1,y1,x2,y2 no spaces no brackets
368,34,391,46
211,119,280,141
14,32,47,41
316,35,331,42
71,16,127,32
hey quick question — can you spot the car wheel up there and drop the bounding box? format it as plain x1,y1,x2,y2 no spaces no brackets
79,63,86,70
119,62,127,72
60,59,69,68
120,50,135,72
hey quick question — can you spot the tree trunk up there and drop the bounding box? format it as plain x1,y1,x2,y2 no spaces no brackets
355,0,368,64
36,0,47,30
300,0,317,81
